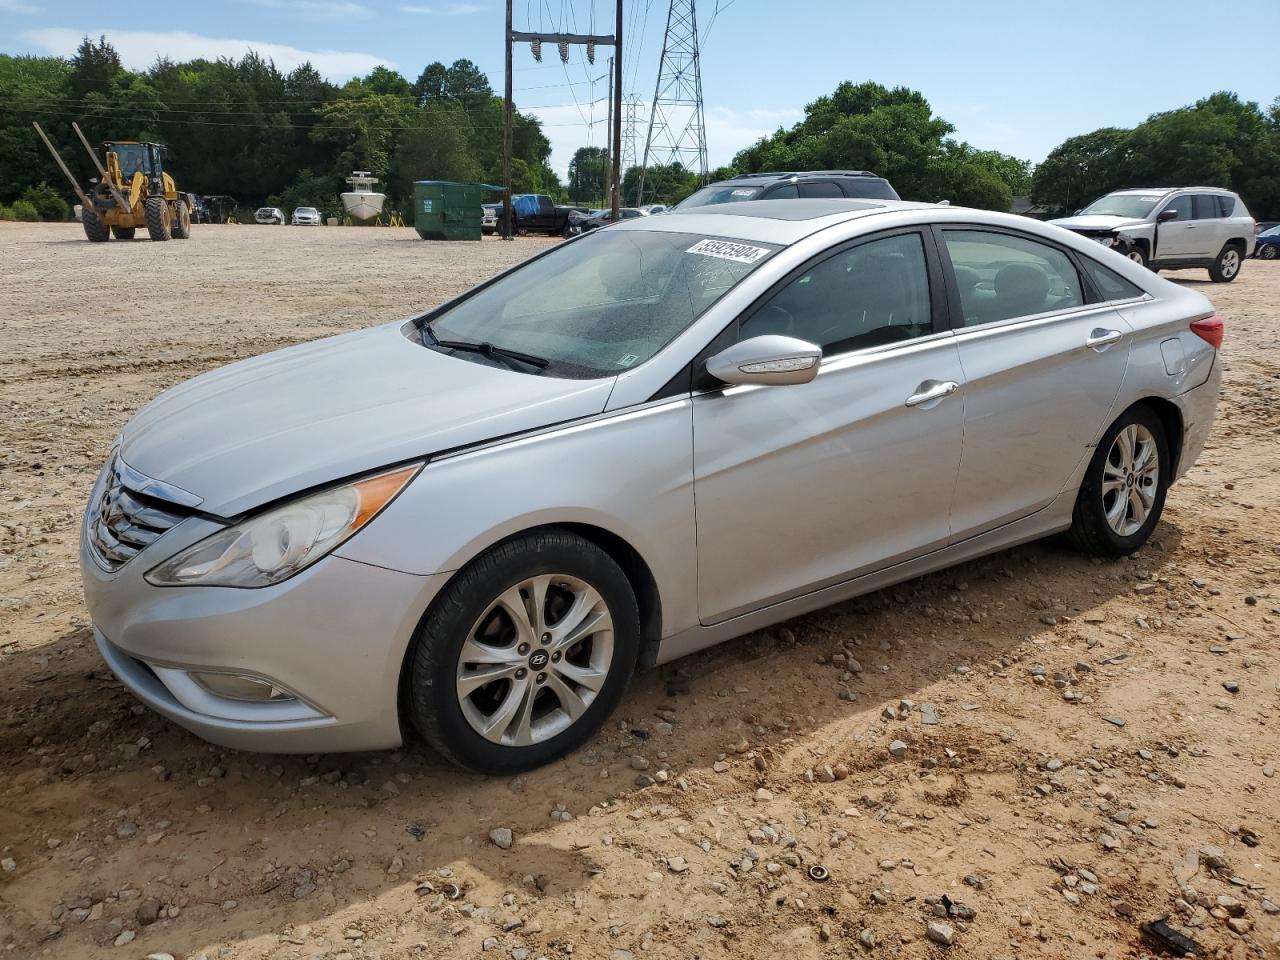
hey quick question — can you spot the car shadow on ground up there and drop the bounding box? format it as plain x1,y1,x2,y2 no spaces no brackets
0,523,1186,956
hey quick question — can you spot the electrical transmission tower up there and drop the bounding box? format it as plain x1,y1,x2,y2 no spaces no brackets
637,0,707,206
621,97,643,171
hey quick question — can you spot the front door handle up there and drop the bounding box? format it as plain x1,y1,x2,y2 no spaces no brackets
905,380,959,408
1086,328,1123,351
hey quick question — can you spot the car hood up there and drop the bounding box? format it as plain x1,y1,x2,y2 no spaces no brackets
118,321,616,517
1049,214,1148,232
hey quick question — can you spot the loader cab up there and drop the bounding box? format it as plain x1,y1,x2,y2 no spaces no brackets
104,141,166,191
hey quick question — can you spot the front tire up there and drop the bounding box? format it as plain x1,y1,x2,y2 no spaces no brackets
1122,243,1148,269
145,196,171,241
407,530,640,774
82,209,110,242
1209,244,1242,282
1068,405,1169,558
1260,245,1277,261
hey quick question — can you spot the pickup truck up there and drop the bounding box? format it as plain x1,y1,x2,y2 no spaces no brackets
500,194,586,237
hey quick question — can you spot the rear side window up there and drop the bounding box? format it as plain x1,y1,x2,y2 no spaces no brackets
1217,195,1235,217
798,181,843,199
841,178,900,200
1192,195,1220,220
942,230,1083,326
741,232,933,354
1079,257,1145,302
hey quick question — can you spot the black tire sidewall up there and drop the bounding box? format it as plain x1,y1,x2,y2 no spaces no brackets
408,532,640,774
1074,405,1170,556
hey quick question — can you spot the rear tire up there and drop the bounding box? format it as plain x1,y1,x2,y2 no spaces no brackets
82,210,110,242
171,200,191,239
407,529,640,774
110,226,135,240
145,196,171,241
1068,405,1169,558
1209,244,1242,282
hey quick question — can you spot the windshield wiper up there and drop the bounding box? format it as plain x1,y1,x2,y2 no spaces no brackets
421,322,549,369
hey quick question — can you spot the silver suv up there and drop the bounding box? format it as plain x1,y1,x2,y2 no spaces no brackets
1051,187,1255,282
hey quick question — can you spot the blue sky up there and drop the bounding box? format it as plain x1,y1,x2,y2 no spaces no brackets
4,0,1278,180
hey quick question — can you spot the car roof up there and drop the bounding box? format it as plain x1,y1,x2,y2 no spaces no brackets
1109,186,1236,195
614,198,935,245
714,170,884,187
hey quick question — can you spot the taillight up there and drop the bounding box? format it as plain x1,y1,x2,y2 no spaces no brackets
1190,315,1224,349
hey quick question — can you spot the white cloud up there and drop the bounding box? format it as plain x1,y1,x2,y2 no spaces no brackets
20,27,392,78
239,0,371,21
0,0,38,12
398,3,483,13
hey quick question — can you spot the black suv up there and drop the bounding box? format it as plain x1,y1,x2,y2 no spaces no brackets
676,170,899,208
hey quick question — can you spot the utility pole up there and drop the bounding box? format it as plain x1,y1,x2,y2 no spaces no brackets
504,7,624,225
610,0,623,221
605,56,614,210
502,0,514,239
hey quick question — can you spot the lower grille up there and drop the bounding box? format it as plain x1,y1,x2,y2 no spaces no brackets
87,457,193,570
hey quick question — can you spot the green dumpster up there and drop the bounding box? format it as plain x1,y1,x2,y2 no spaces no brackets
413,180,496,241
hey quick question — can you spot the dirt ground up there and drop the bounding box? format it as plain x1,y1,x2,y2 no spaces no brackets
0,222,1277,960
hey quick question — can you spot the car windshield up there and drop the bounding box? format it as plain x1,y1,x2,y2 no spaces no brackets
1079,194,1164,219
297,208,318,214
676,184,762,208
1260,226,1280,238
424,230,780,379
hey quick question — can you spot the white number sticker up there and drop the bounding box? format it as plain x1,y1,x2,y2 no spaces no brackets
686,239,770,264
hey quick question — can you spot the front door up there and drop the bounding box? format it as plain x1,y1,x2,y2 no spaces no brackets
692,230,965,624
1153,194,1201,259
938,227,1131,540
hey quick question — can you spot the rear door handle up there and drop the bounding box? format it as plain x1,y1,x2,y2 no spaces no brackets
905,380,959,408
1086,328,1123,351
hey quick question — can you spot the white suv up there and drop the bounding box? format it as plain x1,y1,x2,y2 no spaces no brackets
1051,187,1255,282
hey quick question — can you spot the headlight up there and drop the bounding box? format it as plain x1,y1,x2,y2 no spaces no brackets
145,464,421,588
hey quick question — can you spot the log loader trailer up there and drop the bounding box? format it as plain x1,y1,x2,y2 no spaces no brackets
33,122,193,242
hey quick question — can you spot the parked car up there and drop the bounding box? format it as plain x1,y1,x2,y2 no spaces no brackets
292,207,322,226
1255,221,1279,234
498,194,585,237
255,207,285,225
1049,187,1255,281
189,194,211,224
640,204,668,215
676,170,899,209
82,198,1223,773
1255,225,1280,260
566,207,647,236
481,204,500,235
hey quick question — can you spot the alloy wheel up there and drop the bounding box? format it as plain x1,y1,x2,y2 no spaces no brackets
456,574,614,746
1102,423,1159,536
1127,250,1145,264
1220,249,1240,278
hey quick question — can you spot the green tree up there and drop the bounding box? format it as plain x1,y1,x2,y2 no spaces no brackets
68,35,122,101
568,146,608,204
20,182,70,221
413,62,448,107
388,102,481,206
444,59,492,110
1029,127,1131,215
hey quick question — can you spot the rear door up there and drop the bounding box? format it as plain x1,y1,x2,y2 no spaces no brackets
939,227,1131,540
692,229,965,623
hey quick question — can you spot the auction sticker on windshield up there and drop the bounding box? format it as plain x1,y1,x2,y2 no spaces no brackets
686,239,770,264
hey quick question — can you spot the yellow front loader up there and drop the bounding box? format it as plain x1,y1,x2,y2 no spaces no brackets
32,122,192,242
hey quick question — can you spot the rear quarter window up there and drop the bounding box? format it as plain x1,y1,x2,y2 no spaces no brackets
1079,257,1146,302
1217,195,1236,217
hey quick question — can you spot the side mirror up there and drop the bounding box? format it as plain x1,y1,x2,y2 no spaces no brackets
1157,208,1179,223
706,335,822,387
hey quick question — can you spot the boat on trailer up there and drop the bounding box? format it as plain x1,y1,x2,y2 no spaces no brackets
341,171,386,221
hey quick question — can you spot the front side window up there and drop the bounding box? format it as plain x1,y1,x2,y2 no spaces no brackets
942,229,1083,327
740,232,933,354
1160,196,1192,222
426,230,779,379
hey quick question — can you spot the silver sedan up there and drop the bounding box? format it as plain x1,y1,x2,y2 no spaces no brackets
82,198,1223,772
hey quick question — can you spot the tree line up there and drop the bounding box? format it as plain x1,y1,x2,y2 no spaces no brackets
1,40,1276,221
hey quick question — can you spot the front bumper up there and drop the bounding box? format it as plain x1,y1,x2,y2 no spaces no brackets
83,516,450,753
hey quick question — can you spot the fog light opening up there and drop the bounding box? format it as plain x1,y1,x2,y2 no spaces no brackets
191,671,294,703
